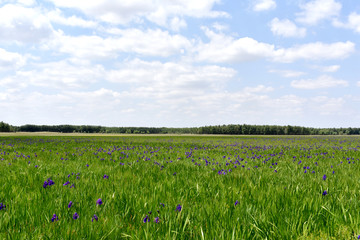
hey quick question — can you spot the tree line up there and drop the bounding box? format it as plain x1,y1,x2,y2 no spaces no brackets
0,122,359,135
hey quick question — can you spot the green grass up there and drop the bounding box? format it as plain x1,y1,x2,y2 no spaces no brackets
1,135,360,239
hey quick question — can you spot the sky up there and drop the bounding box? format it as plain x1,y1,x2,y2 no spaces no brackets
1,0,360,128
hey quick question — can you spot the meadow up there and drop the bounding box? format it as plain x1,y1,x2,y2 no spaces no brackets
1,134,360,239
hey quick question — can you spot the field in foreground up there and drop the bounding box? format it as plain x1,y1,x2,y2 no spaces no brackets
1,135,360,239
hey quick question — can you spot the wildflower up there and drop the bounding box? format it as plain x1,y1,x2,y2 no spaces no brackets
0,202,5,210
63,181,70,186
235,200,239,206
43,178,55,188
92,214,98,222
103,175,109,179
73,212,79,220
322,190,328,196
96,198,103,206
143,215,150,223
68,201,73,208
154,217,159,223
51,214,58,222
70,184,75,188
160,203,165,207
322,175,327,181
175,204,182,212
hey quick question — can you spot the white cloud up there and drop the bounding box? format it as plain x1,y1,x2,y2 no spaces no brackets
196,28,355,63
269,69,306,78
0,0,35,6
17,0,34,6
296,0,342,25
333,12,360,33
312,65,340,72
291,75,348,89
212,22,229,32
169,17,187,32
47,9,98,28
2,59,105,89
49,28,192,59
263,94,306,116
269,18,306,38
0,88,129,126
357,81,360,87
107,59,237,98
273,41,355,63
48,0,229,27
253,0,276,11
1,58,239,126
0,4,54,43
0,48,26,71
196,28,275,63
310,96,345,115
243,85,274,93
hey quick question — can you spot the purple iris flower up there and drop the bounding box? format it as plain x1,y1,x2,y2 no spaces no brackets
68,201,73,208
235,200,239,206
48,178,55,186
96,198,103,205
175,204,182,212
322,190,328,196
73,212,79,220
143,215,150,223
160,203,165,207
63,181,70,186
322,175,327,181
51,214,58,222
103,175,109,179
43,178,55,188
154,217,159,223
0,202,5,210
92,214,98,222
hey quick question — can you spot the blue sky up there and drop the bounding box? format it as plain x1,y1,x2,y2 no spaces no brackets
1,0,360,128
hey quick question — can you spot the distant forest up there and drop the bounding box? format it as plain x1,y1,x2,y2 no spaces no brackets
1,121,360,135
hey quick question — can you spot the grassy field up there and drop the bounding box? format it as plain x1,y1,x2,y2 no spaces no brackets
1,134,360,239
